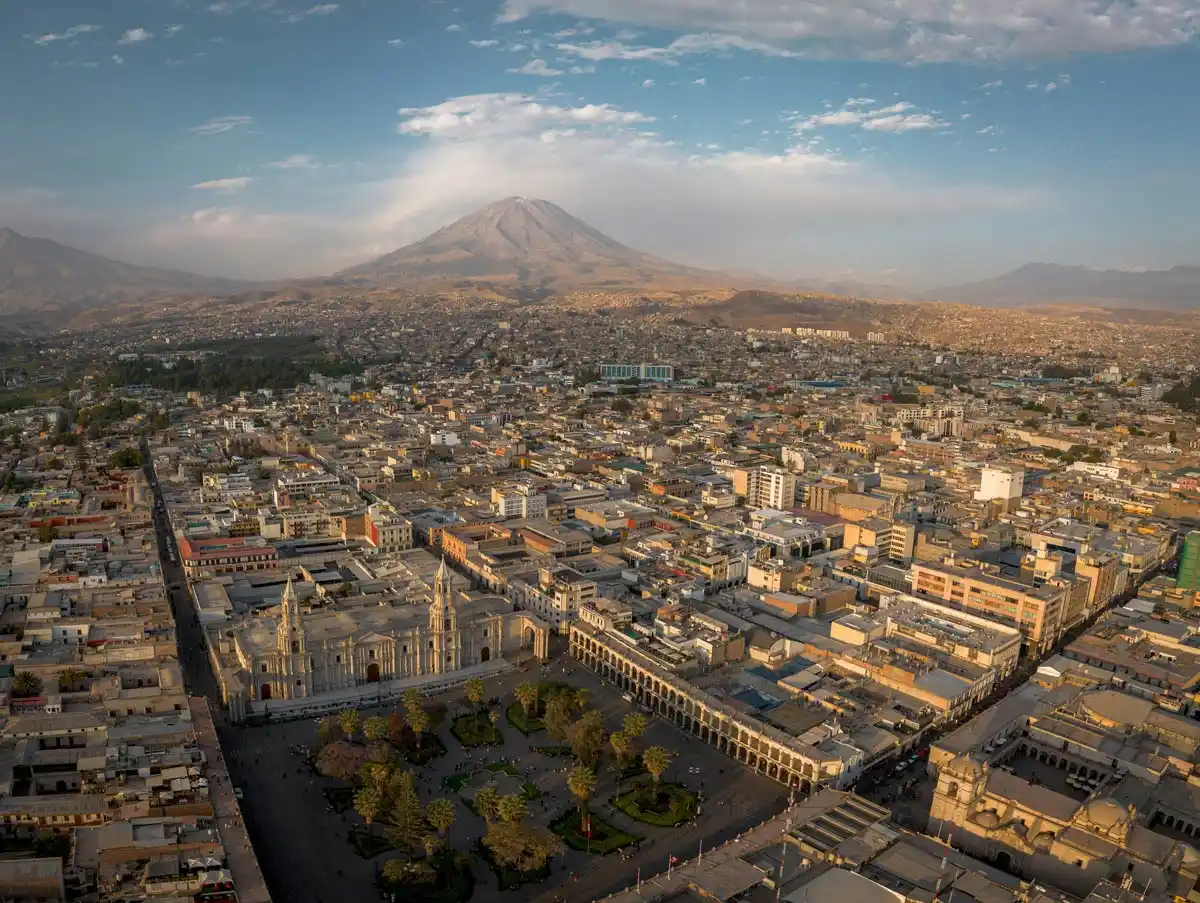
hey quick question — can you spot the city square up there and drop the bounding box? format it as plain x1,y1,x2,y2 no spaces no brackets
217,654,790,903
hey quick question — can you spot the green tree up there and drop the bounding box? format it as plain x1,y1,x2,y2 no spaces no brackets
612,397,633,414
360,762,392,793
12,671,43,698
609,729,631,766
338,708,361,740
544,695,576,742
384,771,427,852
402,688,423,714
57,667,87,692
567,765,597,832
422,833,440,859
568,709,607,769
475,786,500,825
106,447,143,469
464,677,486,711
514,681,539,719
407,704,430,748
497,794,528,825
426,797,457,839
316,715,343,748
483,822,564,873
37,523,59,544
622,712,648,739
489,709,500,731
642,746,673,786
362,716,389,743
354,784,385,827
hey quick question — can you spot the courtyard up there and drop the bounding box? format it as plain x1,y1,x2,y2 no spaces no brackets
218,652,790,903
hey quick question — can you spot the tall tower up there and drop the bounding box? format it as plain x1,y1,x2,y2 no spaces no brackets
276,577,309,697
429,559,458,674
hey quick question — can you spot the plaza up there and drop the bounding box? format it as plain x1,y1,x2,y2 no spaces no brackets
217,650,790,903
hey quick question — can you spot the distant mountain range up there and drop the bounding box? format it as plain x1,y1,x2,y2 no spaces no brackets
0,227,251,315
335,196,740,295
2,204,1199,316
928,262,1200,310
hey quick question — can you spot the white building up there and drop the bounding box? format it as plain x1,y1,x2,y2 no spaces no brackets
491,484,547,520
974,465,1024,503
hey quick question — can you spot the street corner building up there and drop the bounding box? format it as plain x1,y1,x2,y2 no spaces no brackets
210,560,550,721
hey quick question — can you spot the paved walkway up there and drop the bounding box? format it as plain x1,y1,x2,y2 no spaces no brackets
190,697,272,903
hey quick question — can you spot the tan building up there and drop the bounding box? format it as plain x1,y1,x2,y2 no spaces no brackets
911,559,1068,654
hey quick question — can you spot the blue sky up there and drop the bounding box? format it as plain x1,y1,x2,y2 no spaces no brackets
1,0,1197,284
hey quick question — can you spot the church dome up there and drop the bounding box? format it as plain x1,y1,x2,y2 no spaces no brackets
950,754,986,781
1032,831,1056,851
975,809,1001,829
1079,797,1128,830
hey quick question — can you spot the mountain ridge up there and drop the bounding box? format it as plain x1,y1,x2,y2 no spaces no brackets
928,262,1200,309
335,197,747,292
0,227,253,314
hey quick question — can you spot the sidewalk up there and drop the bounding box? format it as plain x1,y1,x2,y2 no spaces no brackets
190,696,272,903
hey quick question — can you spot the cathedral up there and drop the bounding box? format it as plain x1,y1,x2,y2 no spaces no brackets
214,560,549,721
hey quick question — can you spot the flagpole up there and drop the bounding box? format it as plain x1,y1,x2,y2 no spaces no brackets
636,867,641,895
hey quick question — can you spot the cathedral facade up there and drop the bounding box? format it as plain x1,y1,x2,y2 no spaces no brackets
215,561,549,720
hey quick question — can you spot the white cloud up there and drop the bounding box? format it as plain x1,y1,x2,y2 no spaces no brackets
446,24,462,32
508,59,565,76
504,0,1200,62
555,31,800,64
118,28,153,44
397,93,654,138
388,38,405,47
470,39,500,47
111,54,125,65
286,4,338,23
166,24,184,37
692,77,706,85
794,98,947,133
31,24,100,46
640,79,655,88
189,115,253,136
265,154,319,170
192,177,256,193
978,79,1003,90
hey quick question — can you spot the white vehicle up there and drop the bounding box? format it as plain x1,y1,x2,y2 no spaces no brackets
233,787,244,801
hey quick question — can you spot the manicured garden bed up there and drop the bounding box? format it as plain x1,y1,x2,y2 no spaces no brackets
612,782,698,827
534,745,573,757
451,712,502,747
443,769,474,793
379,851,475,903
402,733,447,766
551,809,638,854
507,702,545,735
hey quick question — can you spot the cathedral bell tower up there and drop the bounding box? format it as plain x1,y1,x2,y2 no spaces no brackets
429,559,459,674
275,577,309,698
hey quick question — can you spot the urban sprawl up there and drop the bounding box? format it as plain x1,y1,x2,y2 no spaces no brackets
1,306,1200,903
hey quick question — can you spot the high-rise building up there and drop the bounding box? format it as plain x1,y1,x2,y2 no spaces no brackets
1180,530,1200,592
733,465,797,510
974,465,1024,503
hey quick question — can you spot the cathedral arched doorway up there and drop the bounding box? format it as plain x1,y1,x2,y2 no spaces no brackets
524,626,535,648
480,647,490,663
260,684,272,700
367,663,380,683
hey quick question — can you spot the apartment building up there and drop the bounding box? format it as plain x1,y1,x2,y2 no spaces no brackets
911,557,1068,654
491,483,548,520
508,564,597,633
733,465,797,510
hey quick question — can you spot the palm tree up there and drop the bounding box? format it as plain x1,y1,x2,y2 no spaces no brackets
11,671,42,699
408,705,431,749
338,708,361,740
426,798,457,839
360,762,392,793
475,786,500,825
514,681,539,720
464,677,485,711
488,710,500,732
57,667,86,692
642,746,673,787
575,688,590,711
497,793,528,825
567,765,597,833
609,730,631,765
623,712,647,739
362,715,389,743
354,784,384,827
402,687,423,715
422,833,440,859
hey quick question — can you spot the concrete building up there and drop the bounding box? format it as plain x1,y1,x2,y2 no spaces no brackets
975,465,1025,504
570,621,855,791
600,363,674,382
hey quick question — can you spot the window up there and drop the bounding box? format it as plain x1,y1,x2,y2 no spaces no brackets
335,655,341,664
369,649,376,659
260,664,268,673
